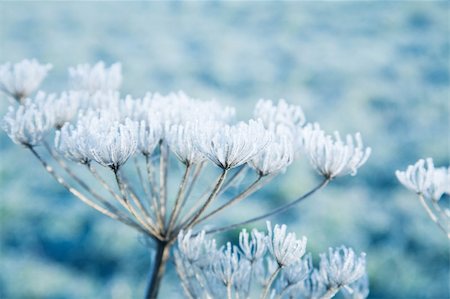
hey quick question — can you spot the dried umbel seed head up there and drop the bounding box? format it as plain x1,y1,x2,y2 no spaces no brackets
2,94,54,146
266,222,307,267
396,158,450,201
301,123,371,179
0,59,52,101
69,61,122,93
194,119,272,170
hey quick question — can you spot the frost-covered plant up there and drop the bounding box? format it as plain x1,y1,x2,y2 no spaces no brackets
396,158,450,238
1,59,372,299
0,59,52,103
175,224,368,299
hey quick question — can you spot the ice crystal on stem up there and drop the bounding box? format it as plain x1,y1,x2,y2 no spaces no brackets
69,62,122,93
1,60,374,299
175,225,367,299
0,59,52,102
301,123,371,179
396,158,450,238
3,95,54,146
194,119,271,169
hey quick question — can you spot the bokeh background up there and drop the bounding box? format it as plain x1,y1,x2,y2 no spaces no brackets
0,1,449,299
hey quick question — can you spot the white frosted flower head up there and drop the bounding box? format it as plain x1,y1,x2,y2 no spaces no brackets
2,97,54,146
194,119,271,169
148,91,235,126
281,253,312,286
36,91,86,129
239,228,267,262
166,122,205,165
55,120,92,164
300,269,327,299
266,222,307,267
177,230,207,263
137,119,162,156
212,242,243,287
319,246,366,289
396,158,450,201
88,117,138,170
342,274,370,299
302,123,371,179
250,133,294,176
69,62,122,93
254,99,306,130
0,59,52,101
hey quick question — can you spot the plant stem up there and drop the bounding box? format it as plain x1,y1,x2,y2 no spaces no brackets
261,266,281,299
145,240,171,299
205,178,330,235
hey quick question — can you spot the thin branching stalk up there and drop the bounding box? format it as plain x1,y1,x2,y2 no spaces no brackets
261,266,282,299
27,145,147,234
418,194,450,238
114,169,162,238
145,153,164,230
195,174,269,225
205,178,330,235
167,164,192,234
43,141,128,219
178,169,228,234
159,142,169,229
319,287,339,299
173,162,205,226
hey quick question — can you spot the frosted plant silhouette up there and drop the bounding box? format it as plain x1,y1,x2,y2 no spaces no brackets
396,158,450,238
1,59,372,299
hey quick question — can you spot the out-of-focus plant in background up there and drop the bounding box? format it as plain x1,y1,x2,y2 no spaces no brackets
0,2,448,299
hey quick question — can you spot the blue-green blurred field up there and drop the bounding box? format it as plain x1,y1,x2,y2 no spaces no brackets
0,2,449,299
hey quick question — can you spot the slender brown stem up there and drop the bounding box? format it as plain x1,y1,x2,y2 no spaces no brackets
27,145,147,233
418,194,450,238
261,266,281,299
205,178,330,235
178,169,228,235
159,143,169,228
114,169,162,238
167,164,192,234
319,287,339,299
145,240,171,299
195,175,268,225
146,154,163,230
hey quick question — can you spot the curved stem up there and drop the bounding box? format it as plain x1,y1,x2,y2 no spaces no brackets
159,143,169,228
114,170,162,238
261,266,281,299
27,146,147,234
319,287,339,299
167,164,192,234
145,240,171,299
195,175,268,225
146,154,163,230
205,178,330,235
177,169,228,235
418,194,450,238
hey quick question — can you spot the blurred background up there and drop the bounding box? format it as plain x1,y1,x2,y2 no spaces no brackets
0,1,449,299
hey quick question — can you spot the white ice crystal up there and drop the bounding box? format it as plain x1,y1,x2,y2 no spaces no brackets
301,123,371,178
2,95,54,146
249,134,294,176
69,62,122,93
319,246,366,289
396,158,450,201
266,222,307,267
0,59,52,101
166,122,205,165
194,119,271,169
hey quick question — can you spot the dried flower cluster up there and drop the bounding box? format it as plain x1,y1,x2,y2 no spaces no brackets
1,59,372,299
175,223,368,299
396,158,450,238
